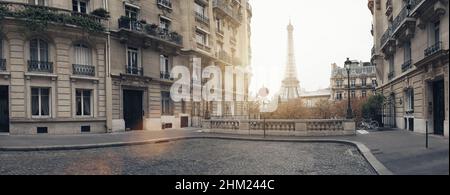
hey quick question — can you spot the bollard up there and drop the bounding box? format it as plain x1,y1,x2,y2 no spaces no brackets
426,121,429,149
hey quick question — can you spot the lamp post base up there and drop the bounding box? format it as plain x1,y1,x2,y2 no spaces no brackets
346,109,353,119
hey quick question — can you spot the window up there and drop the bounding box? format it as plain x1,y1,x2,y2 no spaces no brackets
433,21,440,44
161,92,173,115
29,0,46,6
31,88,50,117
336,92,343,100
160,17,171,32
362,78,367,87
72,0,89,13
336,80,343,88
30,39,49,62
388,56,394,75
195,3,206,16
362,90,367,98
74,43,91,65
406,88,414,112
196,31,207,46
404,41,411,61
351,79,356,88
351,90,356,98
216,18,222,32
76,89,91,116
125,5,139,21
372,79,377,87
126,47,139,74
160,55,170,73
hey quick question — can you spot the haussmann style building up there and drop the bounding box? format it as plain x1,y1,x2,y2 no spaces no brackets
368,0,449,137
0,0,252,135
330,61,378,102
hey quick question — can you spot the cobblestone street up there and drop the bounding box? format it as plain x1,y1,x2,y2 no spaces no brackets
0,139,375,175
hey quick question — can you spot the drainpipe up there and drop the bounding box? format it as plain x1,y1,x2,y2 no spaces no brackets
104,0,113,133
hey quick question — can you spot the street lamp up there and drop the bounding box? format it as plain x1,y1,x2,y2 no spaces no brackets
345,58,354,119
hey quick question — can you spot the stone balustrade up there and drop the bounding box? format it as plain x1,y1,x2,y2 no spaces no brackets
203,119,356,137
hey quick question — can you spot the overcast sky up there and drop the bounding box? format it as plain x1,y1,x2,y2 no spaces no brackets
249,0,373,95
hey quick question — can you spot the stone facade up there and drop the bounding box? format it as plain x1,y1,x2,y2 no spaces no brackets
368,0,449,137
0,0,252,134
330,61,378,102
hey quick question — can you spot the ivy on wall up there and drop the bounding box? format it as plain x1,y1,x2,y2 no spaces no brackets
0,4,105,33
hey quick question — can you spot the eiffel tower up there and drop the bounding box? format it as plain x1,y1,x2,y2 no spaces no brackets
279,21,301,101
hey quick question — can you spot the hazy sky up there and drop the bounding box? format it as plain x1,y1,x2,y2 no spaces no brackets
249,0,373,95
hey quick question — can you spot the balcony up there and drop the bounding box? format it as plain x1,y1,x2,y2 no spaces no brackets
388,72,395,80
156,0,172,11
380,27,396,57
425,41,443,57
125,65,143,76
416,41,449,68
118,17,144,31
196,43,211,53
73,64,95,77
213,0,242,25
401,59,412,72
216,51,232,64
0,59,6,71
28,60,53,73
160,71,174,81
385,0,393,17
391,5,416,41
0,1,105,32
117,17,183,46
195,12,210,26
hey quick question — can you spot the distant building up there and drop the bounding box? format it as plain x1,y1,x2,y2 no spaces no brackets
330,61,377,101
300,89,331,108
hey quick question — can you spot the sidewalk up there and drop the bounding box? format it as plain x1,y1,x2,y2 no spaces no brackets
0,128,448,175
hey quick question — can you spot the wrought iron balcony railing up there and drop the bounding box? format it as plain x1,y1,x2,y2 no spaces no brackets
160,71,174,80
195,11,210,25
213,0,242,24
125,65,143,76
157,0,172,9
0,59,6,71
118,17,183,46
425,41,443,57
401,59,412,72
73,64,95,76
380,27,393,47
118,18,143,31
28,60,53,73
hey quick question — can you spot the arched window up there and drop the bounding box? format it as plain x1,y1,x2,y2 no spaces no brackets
73,43,92,66
30,38,49,62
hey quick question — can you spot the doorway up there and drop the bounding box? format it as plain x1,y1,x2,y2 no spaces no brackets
180,116,189,128
433,80,445,135
0,86,9,133
123,90,144,130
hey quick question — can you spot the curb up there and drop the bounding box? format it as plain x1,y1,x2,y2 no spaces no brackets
0,135,393,175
